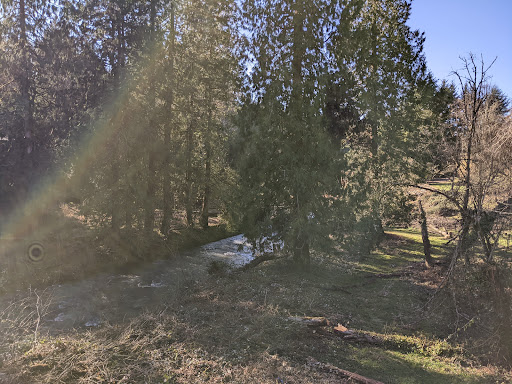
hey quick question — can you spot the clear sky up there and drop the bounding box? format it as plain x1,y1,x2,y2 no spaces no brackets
408,0,512,98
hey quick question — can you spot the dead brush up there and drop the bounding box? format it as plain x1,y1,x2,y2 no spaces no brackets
6,310,180,383
0,288,53,360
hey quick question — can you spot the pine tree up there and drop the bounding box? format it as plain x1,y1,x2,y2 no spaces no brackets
0,0,53,205
161,0,238,230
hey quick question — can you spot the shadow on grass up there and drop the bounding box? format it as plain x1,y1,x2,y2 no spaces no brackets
163,267,495,383
162,250,500,383
3,228,505,383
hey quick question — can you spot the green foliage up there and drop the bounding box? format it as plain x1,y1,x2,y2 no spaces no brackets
235,0,343,266
381,191,416,228
235,0,439,263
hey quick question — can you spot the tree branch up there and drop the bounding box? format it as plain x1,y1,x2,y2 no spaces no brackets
408,184,462,211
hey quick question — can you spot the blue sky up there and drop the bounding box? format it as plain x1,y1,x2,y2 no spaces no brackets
408,0,512,98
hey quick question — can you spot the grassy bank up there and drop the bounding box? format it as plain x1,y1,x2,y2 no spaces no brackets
1,228,510,383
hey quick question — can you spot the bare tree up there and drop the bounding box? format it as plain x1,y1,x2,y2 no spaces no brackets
446,54,512,265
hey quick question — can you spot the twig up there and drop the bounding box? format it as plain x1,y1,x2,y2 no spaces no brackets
34,290,41,344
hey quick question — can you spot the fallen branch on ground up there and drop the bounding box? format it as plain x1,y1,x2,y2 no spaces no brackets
306,357,385,384
239,253,283,271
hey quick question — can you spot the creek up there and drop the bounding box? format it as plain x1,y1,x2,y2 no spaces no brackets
14,235,253,333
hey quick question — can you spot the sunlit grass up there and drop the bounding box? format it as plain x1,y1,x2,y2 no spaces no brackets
426,179,457,192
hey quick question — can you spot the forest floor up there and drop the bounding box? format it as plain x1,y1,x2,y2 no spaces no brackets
1,225,511,383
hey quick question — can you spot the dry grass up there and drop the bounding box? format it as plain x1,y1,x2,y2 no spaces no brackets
0,289,53,362
1,231,510,383
2,311,352,383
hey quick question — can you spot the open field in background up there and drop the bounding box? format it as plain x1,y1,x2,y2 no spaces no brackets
1,226,511,383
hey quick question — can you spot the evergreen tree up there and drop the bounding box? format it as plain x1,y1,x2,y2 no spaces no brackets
327,0,432,243
158,0,238,231
237,0,339,268
0,0,54,207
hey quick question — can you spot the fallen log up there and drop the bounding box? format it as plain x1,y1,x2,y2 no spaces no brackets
333,324,382,344
239,253,282,271
307,357,385,384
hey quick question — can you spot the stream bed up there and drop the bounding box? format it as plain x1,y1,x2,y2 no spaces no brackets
4,235,253,333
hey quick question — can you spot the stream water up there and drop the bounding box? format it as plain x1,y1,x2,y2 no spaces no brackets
9,235,253,333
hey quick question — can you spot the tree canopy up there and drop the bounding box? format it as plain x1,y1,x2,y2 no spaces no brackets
1,0,509,268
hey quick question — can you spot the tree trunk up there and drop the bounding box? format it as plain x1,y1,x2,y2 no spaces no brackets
144,0,158,236
110,11,125,233
418,200,434,268
111,160,121,231
19,0,34,199
368,19,384,247
454,74,478,265
200,90,213,229
161,1,175,237
144,151,157,234
200,143,211,229
185,98,194,227
293,236,310,271
289,0,311,270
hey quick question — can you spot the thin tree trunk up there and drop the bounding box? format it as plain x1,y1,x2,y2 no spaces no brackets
144,0,158,235
293,236,310,270
290,0,310,269
200,140,211,229
454,65,483,265
144,149,157,234
200,88,213,229
455,109,475,265
368,18,385,246
111,162,121,231
185,97,194,227
110,12,124,233
418,201,434,268
19,0,33,200
161,0,175,236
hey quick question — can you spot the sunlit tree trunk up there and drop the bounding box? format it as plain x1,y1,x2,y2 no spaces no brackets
144,0,158,235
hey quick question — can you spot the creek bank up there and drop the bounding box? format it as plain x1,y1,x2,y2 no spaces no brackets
0,222,238,293
1,233,254,335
